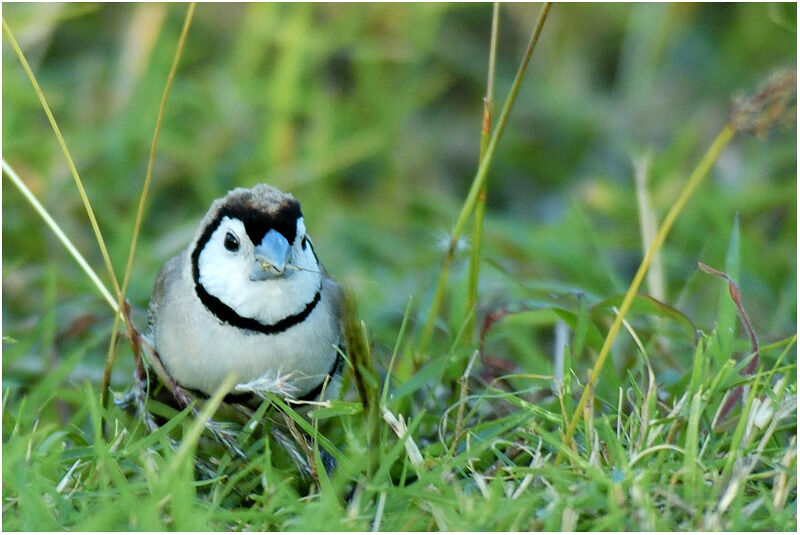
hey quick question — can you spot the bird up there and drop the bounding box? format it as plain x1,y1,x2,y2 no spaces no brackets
143,184,344,404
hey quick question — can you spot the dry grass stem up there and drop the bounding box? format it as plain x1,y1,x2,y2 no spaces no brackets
2,17,121,298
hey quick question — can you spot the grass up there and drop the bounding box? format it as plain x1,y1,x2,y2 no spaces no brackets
2,3,797,531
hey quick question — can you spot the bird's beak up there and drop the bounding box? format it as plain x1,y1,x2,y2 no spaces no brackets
250,229,290,281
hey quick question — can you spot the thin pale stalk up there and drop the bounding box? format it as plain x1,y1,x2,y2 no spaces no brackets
101,2,197,408
2,160,118,313
449,349,479,456
417,2,551,358
555,123,736,465
466,2,500,339
2,17,121,298
633,155,665,301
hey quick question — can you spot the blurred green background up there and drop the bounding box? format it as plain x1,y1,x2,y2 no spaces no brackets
2,3,796,391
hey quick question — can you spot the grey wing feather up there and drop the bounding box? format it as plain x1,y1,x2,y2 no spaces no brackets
321,268,345,338
144,253,183,342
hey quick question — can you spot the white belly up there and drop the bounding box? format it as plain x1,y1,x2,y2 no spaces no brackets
154,287,339,397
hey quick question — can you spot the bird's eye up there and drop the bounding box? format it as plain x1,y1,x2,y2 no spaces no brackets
301,235,309,250
224,232,240,252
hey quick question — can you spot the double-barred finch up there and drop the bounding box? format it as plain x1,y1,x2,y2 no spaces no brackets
145,184,343,402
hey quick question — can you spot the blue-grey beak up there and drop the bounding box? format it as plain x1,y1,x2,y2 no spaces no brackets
250,229,290,281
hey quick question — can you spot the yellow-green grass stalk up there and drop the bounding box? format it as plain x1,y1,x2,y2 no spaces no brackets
465,2,500,340
2,17,121,299
101,2,197,408
556,122,737,464
417,2,552,359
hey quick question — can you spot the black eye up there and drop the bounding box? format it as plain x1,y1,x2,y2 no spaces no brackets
224,232,240,252
301,235,309,249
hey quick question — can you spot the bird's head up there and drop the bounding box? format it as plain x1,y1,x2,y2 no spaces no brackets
191,184,323,326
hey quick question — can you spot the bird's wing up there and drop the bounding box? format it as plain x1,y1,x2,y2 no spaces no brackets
144,252,184,343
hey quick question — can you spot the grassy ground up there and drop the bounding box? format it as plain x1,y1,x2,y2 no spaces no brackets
2,3,797,531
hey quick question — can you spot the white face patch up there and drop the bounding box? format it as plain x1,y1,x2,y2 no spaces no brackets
196,216,323,325
288,217,319,272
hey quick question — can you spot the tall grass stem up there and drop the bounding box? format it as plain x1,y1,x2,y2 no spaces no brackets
465,2,500,340
417,2,551,358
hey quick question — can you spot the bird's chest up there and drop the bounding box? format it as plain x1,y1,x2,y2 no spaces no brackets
158,294,338,397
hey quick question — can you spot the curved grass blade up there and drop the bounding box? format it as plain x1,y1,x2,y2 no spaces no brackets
590,293,698,343
699,261,761,425
2,17,121,298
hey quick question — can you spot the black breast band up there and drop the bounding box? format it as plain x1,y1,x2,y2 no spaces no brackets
193,281,321,335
